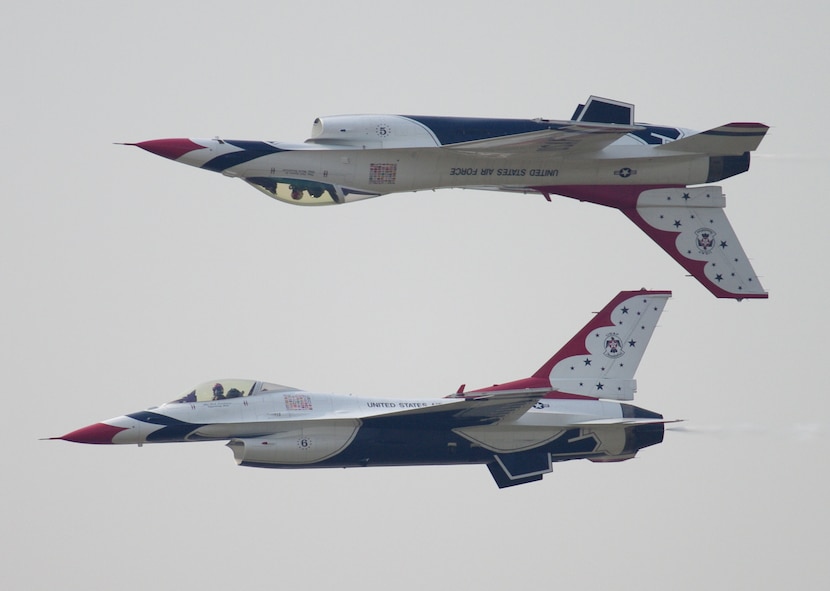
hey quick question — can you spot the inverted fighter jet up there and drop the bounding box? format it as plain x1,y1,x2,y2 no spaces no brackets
55,290,675,488
128,96,767,299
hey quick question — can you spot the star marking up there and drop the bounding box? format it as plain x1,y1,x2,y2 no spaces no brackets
595,382,604,390
621,306,629,314
673,220,682,228
628,340,636,347
583,358,592,366
682,192,690,201
715,274,723,282
720,241,728,249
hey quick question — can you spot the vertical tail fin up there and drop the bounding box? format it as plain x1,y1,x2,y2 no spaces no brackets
535,290,671,401
466,290,670,401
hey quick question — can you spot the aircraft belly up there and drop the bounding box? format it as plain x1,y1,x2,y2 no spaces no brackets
351,152,711,193
229,146,710,198
247,424,631,469
453,425,566,453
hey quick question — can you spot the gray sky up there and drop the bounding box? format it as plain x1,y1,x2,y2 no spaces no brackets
3,1,828,589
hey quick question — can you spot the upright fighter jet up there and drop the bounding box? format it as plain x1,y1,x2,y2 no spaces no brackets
128,96,768,299
55,290,675,488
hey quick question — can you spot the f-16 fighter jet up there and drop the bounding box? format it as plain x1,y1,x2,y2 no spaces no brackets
55,290,675,488
128,96,767,299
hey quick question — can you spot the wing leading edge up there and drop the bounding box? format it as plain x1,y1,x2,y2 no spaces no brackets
364,389,551,429
546,185,766,299
627,186,766,299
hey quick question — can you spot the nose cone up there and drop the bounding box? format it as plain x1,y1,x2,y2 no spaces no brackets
59,422,128,444
130,138,208,161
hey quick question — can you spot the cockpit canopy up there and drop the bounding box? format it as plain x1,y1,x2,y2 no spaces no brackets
168,379,300,404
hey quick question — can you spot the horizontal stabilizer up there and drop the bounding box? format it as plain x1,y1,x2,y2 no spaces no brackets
627,187,767,299
656,123,768,155
573,417,682,426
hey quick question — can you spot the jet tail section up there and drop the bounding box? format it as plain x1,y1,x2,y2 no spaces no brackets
534,290,671,401
470,291,670,401
625,187,767,299
547,185,766,299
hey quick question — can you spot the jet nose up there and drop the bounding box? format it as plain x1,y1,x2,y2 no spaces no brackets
128,138,208,161
59,422,128,444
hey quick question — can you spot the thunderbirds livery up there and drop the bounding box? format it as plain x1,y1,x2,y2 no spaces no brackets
127,96,768,299
55,290,675,488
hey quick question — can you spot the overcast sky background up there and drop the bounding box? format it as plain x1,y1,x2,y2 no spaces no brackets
3,1,829,589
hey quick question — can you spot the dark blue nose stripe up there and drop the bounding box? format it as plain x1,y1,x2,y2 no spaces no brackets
127,411,206,442
201,141,288,173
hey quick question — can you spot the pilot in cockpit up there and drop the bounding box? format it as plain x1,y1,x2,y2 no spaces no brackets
212,383,225,400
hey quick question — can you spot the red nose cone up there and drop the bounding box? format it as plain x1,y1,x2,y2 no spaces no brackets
132,138,206,161
60,422,128,444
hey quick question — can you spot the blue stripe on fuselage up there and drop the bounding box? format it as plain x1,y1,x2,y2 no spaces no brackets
126,410,206,442
202,141,288,173
402,115,563,145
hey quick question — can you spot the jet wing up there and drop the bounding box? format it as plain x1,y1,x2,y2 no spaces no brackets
443,123,642,156
362,389,551,429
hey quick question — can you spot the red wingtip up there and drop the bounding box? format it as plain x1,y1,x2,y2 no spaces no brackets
130,138,207,161
59,422,127,444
